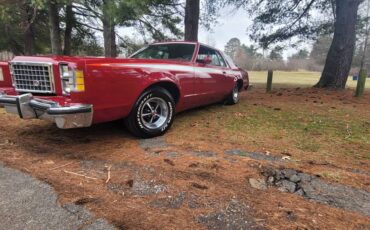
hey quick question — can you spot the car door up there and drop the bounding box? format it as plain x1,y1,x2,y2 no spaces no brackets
193,45,228,105
215,51,235,97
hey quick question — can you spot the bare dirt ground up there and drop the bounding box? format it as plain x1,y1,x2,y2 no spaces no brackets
0,87,369,229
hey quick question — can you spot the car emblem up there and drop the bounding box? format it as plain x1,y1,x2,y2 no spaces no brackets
33,80,40,87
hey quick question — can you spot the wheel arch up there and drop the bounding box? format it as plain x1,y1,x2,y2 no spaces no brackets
236,79,244,91
143,81,181,104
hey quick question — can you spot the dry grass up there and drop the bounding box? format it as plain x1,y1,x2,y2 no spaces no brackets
0,86,369,229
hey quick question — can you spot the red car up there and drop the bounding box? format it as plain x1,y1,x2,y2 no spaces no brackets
0,42,248,138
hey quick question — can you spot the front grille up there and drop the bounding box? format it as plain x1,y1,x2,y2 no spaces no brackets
10,62,55,94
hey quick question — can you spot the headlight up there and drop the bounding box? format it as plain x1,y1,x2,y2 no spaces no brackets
60,64,85,94
0,67,3,81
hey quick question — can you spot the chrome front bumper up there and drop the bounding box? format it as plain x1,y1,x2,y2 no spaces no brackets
0,93,93,129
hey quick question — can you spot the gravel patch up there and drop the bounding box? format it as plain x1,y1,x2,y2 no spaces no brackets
150,192,186,209
131,179,168,196
165,152,180,158
225,150,282,162
107,183,127,194
139,136,167,150
198,199,264,230
350,168,370,177
191,151,217,158
262,167,370,217
150,193,218,210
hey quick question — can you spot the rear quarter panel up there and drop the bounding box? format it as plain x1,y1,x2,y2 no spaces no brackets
239,68,249,90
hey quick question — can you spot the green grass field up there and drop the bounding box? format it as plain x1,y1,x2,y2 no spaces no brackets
249,71,370,88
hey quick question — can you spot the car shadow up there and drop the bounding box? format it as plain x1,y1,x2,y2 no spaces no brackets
12,101,229,160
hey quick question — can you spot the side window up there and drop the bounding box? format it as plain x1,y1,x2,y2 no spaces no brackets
196,46,211,62
197,46,225,67
223,53,238,69
216,52,227,68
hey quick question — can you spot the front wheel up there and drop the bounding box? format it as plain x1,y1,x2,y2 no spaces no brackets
125,87,175,138
225,83,240,105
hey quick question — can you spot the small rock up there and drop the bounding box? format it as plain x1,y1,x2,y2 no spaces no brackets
294,189,305,196
267,176,275,184
277,180,296,193
274,170,284,180
249,178,267,190
289,174,301,183
282,169,297,178
297,173,313,182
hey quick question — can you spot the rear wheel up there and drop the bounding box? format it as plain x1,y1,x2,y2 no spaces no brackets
125,87,175,138
225,83,240,105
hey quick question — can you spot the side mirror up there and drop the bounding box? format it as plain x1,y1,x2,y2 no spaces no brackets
197,56,212,65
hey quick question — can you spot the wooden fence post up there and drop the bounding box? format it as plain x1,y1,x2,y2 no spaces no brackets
355,69,367,97
266,70,273,93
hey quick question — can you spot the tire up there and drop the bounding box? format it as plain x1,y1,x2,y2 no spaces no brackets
225,83,240,105
125,87,175,138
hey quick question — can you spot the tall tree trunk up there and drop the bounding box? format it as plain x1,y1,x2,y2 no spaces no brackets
20,1,35,55
359,0,370,71
63,1,74,55
103,21,117,57
48,0,62,55
102,1,117,57
184,0,200,41
315,0,361,89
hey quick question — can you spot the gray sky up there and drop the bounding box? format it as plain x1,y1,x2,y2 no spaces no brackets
198,7,312,60
199,8,252,50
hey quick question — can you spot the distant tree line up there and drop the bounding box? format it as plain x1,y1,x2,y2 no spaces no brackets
225,35,369,74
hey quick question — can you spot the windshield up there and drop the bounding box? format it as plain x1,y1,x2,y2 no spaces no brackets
131,43,195,61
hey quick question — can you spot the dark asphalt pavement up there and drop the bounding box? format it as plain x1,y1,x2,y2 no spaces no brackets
0,163,116,230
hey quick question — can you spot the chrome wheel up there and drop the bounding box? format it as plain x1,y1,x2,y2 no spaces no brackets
140,97,169,129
